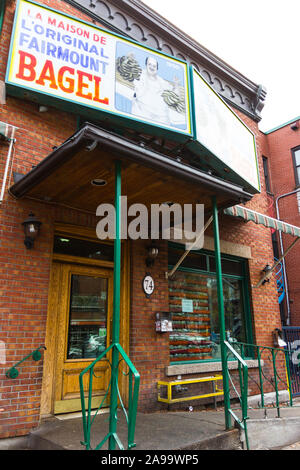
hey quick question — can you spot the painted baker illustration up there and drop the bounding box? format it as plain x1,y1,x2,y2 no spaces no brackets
115,45,186,129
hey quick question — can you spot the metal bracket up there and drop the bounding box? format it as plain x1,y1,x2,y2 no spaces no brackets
255,237,300,288
5,346,46,379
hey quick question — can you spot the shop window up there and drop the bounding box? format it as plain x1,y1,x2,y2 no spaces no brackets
292,146,300,187
53,235,114,261
168,246,252,363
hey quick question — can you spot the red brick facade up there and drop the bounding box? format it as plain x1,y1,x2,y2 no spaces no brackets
263,120,300,325
0,0,283,438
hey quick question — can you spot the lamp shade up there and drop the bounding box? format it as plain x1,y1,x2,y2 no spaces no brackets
22,212,42,248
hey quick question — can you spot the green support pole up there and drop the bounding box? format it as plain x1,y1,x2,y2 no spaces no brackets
212,196,232,430
0,2,6,36
109,160,122,450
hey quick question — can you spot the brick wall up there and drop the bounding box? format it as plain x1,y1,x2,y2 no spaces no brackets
130,239,170,411
128,108,282,410
0,0,106,438
265,122,300,325
0,0,283,436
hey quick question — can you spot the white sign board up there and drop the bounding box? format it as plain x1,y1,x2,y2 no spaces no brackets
191,68,260,193
182,298,193,313
6,0,192,137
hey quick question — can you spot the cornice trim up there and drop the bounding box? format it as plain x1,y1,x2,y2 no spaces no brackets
64,0,266,121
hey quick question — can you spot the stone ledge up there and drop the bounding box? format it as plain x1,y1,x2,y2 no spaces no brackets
166,360,260,377
248,390,290,408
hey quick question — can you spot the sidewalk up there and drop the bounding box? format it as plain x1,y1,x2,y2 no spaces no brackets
281,442,300,450
3,405,300,451
27,408,241,451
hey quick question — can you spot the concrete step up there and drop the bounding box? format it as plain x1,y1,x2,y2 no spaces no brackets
233,406,300,449
25,410,242,451
5,406,300,451
178,429,242,451
28,426,241,451
244,416,300,450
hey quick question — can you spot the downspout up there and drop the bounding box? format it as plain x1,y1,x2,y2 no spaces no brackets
0,127,17,204
275,189,300,326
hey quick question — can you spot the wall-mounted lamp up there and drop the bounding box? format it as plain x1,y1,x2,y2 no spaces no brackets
22,212,42,249
146,243,159,267
261,264,272,285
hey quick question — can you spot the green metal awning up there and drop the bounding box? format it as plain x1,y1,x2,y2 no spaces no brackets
224,205,300,238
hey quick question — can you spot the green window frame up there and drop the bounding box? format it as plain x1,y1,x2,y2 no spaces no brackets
292,146,300,188
168,242,254,364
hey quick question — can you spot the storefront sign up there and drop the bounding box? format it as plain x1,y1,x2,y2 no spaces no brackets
6,0,192,139
6,1,260,194
189,68,260,194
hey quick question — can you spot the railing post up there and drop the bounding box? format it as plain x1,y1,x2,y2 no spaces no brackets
256,347,265,409
284,349,293,407
242,366,249,450
272,349,280,418
87,368,94,449
109,160,122,450
212,196,231,430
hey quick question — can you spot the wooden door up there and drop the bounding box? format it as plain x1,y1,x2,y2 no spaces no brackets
53,263,113,414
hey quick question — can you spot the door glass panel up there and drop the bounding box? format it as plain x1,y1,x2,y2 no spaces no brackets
67,275,108,359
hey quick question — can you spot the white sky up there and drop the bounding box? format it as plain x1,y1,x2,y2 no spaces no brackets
141,0,300,132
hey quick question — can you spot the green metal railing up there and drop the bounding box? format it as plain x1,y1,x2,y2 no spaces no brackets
223,340,297,449
224,340,249,450
5,346,46,379
232,342,293,415
79,342,140,451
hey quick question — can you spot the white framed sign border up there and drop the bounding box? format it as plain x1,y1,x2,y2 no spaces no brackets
189,66,261,194
5,0,193,141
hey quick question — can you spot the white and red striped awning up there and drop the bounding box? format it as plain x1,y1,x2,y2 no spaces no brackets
224,205,300,238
